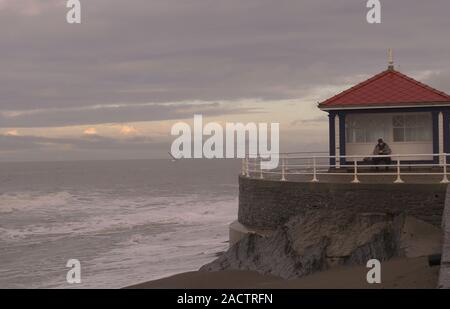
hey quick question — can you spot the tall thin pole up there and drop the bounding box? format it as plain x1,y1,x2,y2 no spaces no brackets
441,153,449,183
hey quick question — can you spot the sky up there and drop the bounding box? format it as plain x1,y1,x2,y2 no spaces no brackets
1,0,450,161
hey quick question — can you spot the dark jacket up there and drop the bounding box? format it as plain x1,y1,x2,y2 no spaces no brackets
373,143,392,156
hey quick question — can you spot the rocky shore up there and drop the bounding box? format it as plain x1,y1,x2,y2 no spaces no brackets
200,210,442,280
127,210,443,289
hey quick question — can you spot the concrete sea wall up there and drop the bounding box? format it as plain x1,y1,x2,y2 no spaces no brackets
238,176,447,229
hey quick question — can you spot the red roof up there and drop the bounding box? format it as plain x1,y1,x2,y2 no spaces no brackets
318,68,450,109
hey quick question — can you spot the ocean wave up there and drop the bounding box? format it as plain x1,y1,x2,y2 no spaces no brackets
0,190,236,243
0,191,73,214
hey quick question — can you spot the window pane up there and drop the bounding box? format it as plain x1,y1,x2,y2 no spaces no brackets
367,128,384,143
353,118,364,128
365,130,373,143
346,128,353,143
393,115,404,127
393,128,404,142
405,128,416,141
415,127,432,142
405,115,417,127
355,129,365,143
423,127,432,141
416,115,428,127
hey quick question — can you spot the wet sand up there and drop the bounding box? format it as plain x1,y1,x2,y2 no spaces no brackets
126,257,438,289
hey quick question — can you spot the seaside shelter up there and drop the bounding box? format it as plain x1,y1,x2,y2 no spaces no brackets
318,56,450,167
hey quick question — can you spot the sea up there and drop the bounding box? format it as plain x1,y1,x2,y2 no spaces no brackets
0,159,239,288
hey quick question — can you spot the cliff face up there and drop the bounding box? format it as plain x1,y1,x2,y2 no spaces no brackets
201,210,442,279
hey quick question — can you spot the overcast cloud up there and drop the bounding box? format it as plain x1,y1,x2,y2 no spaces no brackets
1,0,450,160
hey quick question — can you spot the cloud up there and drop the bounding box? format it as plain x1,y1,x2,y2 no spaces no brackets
0,134,160,152
0,101,259,128
119,125,139,136
3,129,20,136
2,0,450,160
83,127,98,135
0,0,62,16
2,0,450,113
290,116,328,127
421,70,450,95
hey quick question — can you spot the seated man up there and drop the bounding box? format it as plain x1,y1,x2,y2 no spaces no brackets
372,138,392,169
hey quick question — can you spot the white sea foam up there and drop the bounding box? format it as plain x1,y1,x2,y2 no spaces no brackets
0,192,237,288
0,191,235,242
0,159,239,288
0,191,73,214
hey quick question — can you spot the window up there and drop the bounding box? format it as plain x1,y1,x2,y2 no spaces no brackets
346,114,388,143
392,114,432,142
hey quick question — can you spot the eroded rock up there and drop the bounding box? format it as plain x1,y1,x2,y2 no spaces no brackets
201,210,441,279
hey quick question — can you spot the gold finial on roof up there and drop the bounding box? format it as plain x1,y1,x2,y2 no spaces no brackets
388,48,394,70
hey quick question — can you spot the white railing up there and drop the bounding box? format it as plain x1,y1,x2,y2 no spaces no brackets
241,153,450,184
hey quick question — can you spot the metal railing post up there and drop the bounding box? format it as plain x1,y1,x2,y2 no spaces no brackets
259,158,264,179
281,156,286,181
394,157,404,183
311,156,319,182
245,156,250,177
441,153,449,183
351,160,360,183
